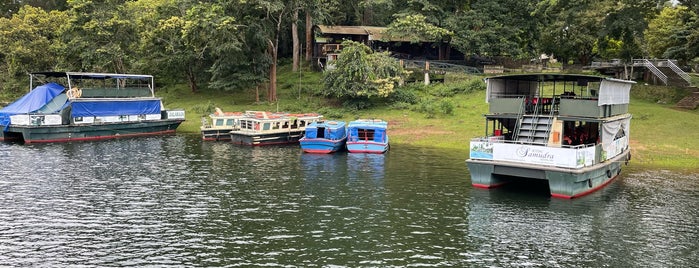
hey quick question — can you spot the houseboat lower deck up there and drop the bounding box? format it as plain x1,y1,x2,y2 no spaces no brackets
466,74,635,198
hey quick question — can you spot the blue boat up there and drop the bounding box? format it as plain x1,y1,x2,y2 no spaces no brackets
299,120,347,153
346,119,389,154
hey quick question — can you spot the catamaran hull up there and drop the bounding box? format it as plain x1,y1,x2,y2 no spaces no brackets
466,149,630,199
346,141,389,154
299,138,346,153
0,120,184,144
230,131,305,146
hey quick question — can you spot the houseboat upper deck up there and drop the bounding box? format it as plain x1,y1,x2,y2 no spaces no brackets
466,74,635,198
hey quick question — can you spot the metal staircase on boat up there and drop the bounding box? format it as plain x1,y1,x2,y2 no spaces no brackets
514,96,555,144
516,115,553,144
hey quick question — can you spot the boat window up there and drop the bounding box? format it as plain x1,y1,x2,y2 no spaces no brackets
273,122,280,130
282,121,289,129
317,127,326,138
215,119,224,126
562,121,599,146
225,119,234,126
300,121,306,127
241,120,252,129
263,123,271,130
359,129,375,141
291,120,298,129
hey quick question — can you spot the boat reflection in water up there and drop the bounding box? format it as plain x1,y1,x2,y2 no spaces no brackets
347,152,385,181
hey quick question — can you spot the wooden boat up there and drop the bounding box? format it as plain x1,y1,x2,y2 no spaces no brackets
0,72,185,144
346,119,389,153
229,111,323,146
299,120,347,153
200,108,246,141
466,74,635,199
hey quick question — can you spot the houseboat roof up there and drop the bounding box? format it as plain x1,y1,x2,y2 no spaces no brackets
314,25,429,42
31,72,154,80
348,119,388,128
485,73,635,84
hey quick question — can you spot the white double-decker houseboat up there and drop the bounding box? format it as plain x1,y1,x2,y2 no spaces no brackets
466,74,635,198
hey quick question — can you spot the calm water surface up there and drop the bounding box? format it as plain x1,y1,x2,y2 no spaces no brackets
0,135,697,267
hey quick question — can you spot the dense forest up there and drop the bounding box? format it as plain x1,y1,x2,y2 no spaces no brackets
0,0,697,102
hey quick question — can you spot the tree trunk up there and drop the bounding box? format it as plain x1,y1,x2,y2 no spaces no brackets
292,8,300,72
305,11,312,62
268,39,278,102
186,66,198,93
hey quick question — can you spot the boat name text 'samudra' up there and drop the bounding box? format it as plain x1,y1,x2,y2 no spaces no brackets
0,72,185,143
466,74,634,199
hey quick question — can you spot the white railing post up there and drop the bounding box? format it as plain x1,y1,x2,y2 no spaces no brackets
641,59,668,85
665,59,691,85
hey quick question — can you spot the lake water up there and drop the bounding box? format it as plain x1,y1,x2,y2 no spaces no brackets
0,135,697,267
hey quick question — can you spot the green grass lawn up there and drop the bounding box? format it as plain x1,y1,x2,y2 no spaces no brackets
158,69,699,172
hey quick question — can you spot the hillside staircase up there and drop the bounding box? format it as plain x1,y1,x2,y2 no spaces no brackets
677,90,699,109
634,59,692,87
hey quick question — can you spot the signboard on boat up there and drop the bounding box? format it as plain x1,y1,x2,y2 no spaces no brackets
470,140,597,168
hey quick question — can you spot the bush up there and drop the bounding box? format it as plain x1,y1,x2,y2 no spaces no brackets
438,98,455,115
388,87,419,104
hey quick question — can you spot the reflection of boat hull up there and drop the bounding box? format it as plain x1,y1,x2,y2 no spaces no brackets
346,141,388,154
230,130,305,146
0,119,183,144
300,138,346,153
201,128,233,141
466,149,629,199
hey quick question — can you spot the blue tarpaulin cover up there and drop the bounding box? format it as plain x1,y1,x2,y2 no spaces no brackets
0,82,65,127
70,99,162,117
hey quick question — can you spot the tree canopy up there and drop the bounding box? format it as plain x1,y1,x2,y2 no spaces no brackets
0,0,695,96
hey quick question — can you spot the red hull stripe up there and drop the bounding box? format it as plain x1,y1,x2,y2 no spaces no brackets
550,174,619,199
24,130,176,144
347,150,385,154
472,182,508,189
303,149,334,154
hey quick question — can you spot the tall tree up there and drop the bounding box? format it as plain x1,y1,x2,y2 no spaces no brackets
448,0,538,60
645,5,691,58
133,0,239,92
0,5,68,87
61,0,138,73
533,0,602,66
598,0,658,61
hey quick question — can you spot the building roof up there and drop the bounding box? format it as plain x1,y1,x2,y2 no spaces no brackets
314,25,427,42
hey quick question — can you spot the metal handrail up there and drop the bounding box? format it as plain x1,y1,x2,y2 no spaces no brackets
665,59,691,85
513,97,526,140
635,59,668,85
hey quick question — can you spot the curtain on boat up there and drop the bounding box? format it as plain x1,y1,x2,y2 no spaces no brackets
598,79,632,105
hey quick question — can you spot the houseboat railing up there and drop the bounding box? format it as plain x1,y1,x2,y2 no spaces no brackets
512,96,527,140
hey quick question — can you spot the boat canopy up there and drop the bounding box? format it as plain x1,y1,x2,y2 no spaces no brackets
0,82,65,127
71,99,162,117
485,74,634,105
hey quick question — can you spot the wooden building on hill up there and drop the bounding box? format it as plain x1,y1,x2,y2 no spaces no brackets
312,25,457,70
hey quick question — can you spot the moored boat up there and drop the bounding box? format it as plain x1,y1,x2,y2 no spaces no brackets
346,119,389,153
0,72,185,144
465,74,635,199
299,120,347,153
229,111,323,146
200,108,245,141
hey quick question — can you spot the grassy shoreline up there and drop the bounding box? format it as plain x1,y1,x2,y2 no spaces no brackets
2,66,696,172
158,71,699,172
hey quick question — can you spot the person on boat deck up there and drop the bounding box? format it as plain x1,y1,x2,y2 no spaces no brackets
563,134,573,145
